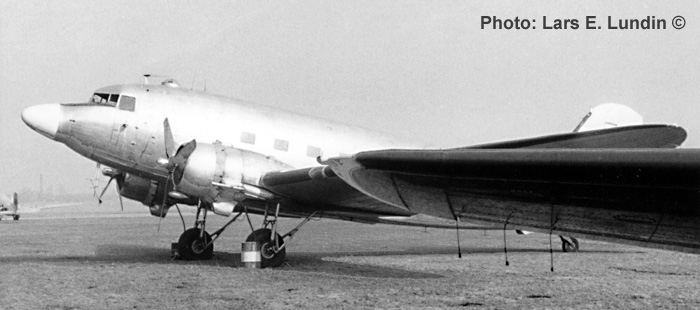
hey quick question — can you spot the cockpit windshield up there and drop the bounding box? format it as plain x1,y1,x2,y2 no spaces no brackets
89,93,119,107
88,93,136,111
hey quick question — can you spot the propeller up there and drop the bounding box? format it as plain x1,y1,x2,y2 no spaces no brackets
163,118,176,159
97,168,125,212
159,118,197,185
156,118,175,231
156,118,196,231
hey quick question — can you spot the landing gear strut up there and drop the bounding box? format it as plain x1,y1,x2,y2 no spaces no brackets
244,202,317,268
560,236,579,252
177,202,214,260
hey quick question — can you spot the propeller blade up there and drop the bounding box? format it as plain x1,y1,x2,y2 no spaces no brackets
168,139,197,184
174,203,186,232
115,178,124,212
164,118,176,158
97,176,114,204
157,171,172,232
157,211,163,232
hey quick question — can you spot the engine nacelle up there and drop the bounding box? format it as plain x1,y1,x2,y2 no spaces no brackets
119,173,197,217
174,141,291,203
119,173,158,206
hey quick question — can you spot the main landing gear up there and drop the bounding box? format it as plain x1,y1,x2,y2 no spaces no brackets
176,203,216,260
243,202,317,268
559,235,579,252
246,228,285,268
177,228,213,260
176,201,243,261
175,200,316,268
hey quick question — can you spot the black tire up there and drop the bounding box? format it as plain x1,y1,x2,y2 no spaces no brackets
562,237,580,253
13,214,19,221
245,228,285,268
177,228,213,260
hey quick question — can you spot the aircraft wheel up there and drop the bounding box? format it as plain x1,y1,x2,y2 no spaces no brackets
13,214,19,221
561,237,579,253
246,228,285,268
177,228,213,260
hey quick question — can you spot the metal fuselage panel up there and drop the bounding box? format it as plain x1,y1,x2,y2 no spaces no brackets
56,84,419,185
57,103,167,181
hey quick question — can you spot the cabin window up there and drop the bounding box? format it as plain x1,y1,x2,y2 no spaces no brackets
240,132,256,144
306,146,322,157
109,94,120,104
274,139,289,152
119,96,136,112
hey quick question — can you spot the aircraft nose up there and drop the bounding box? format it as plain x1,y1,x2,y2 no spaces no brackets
21,104,62,140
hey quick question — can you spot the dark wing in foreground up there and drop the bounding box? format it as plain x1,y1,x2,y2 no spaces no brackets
326,148,700,253
259,166,501,229
257,124,688,230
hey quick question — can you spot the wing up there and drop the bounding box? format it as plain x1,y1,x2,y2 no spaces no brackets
258,124,687,229
259,168,502,229
326,148,700,253
259,166,415,222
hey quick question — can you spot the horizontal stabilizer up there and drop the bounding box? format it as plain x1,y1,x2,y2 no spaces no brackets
459,124,686,149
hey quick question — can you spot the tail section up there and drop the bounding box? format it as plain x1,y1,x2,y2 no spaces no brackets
573,103,643,133
461,103,685,150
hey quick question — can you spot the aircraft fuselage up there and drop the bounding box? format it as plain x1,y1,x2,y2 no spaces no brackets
22,81,421,214
27,82,418,184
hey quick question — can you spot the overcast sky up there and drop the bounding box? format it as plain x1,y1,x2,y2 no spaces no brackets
1,1,698,196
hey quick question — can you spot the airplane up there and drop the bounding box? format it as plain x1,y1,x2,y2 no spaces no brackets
21,77,695,267
0,193,20,221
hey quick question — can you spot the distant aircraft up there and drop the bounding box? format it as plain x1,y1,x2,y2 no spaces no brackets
22,78,693,267
0,193,19,221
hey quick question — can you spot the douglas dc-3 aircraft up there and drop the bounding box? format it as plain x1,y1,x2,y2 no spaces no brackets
0,193,19,221
21,78,699,267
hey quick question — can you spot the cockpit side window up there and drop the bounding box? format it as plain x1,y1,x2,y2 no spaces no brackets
119,95,136,112
109,94,120,104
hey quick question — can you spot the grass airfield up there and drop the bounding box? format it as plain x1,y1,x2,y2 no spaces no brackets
0,201,698,309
